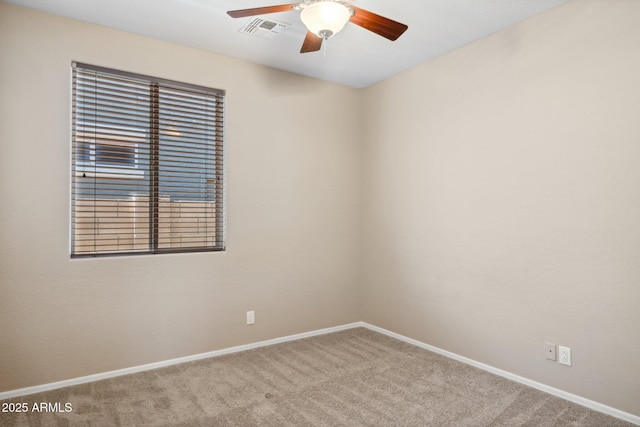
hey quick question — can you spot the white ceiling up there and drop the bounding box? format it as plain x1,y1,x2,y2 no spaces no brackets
5,0,569,88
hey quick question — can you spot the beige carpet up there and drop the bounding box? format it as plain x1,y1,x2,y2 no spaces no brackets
0,327,633,426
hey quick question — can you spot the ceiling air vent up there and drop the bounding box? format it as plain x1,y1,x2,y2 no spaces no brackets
239,18,290,39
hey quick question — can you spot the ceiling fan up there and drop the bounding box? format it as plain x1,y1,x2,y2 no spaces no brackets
227,0,408,53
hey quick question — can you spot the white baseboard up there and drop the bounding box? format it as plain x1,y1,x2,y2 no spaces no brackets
1,321,637,425
0,322,363,401
361,322,640,426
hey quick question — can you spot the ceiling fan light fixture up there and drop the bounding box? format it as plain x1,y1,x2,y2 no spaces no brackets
300,1,351,40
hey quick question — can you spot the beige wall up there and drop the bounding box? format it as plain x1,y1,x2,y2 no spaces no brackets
360,0,640,416
1,0,639,419
0,3,362,392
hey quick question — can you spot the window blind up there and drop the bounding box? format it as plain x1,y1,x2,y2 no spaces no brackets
71,62,225,257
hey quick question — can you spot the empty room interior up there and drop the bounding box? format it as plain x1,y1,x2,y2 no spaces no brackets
0,0,639,425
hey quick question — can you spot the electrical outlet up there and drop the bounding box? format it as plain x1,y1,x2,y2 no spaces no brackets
545,343,556,361
559,346,571,366
246,310,255,325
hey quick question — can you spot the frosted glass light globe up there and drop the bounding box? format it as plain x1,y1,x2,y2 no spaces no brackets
301,2,351,39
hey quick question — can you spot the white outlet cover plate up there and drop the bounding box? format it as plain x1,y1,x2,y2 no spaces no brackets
559,346,571,366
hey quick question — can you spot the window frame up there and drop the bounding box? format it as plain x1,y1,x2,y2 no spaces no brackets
70,62,226,258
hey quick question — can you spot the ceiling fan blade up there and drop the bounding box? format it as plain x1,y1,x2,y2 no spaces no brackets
300,31,323,53
227,3,298,18
349,6,408,41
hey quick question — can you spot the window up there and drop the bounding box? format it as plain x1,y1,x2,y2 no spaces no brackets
76,127,144,179
71,62,225,257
